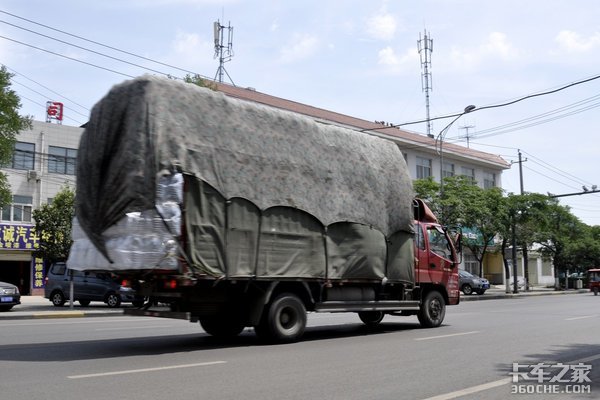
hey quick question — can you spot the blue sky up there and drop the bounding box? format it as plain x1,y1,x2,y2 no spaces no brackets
2,0,600,225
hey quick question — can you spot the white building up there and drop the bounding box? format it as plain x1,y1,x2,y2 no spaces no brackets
0,120,82,295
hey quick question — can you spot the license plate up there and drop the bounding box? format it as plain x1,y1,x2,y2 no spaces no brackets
1,296,13,302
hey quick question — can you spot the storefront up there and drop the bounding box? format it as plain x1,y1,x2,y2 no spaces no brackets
0,223,45,296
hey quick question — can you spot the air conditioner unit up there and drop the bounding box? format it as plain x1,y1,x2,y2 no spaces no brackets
27,170,39,181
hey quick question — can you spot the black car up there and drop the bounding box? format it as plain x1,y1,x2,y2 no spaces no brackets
44,262,144,308
0,280,21,311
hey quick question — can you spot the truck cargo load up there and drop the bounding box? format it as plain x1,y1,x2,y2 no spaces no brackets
69,75,415,283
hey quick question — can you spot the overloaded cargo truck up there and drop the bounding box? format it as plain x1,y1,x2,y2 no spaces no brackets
68,76,461,342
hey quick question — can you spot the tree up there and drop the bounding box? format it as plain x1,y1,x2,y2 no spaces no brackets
32,186,75,263
0,66,32,206
533,201,583,289
183,74,218,91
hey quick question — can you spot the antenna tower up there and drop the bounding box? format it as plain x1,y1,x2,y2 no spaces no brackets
417,30,433,137
213,20,235,85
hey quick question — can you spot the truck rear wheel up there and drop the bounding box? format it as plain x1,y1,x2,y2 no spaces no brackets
255,293,306,343
200,315,245,338
358,311,384,327
418,290,445,328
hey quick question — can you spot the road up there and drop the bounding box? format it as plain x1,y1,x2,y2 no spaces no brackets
1,293,598,400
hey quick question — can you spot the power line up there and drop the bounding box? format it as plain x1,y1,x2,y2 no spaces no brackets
0,34,136,79
0,9,210,79
368,73,600,131
0,19,175,78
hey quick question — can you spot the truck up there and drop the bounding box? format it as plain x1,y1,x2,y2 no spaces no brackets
67,75,461,342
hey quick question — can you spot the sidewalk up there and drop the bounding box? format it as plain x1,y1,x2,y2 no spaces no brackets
0,296,127,320
0,286,592,320
460,285,590,301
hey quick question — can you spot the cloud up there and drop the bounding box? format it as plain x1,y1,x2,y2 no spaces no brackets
168,30,214,71
377,46,418,66
450,32,519,68
365,11,397,41
278,34,319,64
555,30,600,53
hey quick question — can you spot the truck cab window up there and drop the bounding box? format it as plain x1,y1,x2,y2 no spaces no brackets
427,227,453,261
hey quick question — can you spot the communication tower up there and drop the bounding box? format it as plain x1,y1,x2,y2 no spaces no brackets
417,30,433,137
214,20,235,85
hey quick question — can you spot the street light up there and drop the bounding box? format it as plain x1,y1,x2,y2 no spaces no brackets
436,105,476,197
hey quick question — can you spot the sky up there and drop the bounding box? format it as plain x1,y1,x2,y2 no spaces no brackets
1,0,600,225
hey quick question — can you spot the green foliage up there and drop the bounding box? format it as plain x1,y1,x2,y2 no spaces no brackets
32,186,75,263
413,176,600,276
183,74,218,91
0,66,32,208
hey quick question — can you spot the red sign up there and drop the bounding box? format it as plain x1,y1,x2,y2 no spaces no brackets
46,101,64,122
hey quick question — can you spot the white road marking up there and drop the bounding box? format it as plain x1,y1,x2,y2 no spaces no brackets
95,325,173,331
420,352,600,400
415,331,480,341
420,378,511,400
68,361,227,379
565,315,596,321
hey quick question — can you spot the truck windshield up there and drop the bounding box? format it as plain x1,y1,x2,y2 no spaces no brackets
427,228,454,261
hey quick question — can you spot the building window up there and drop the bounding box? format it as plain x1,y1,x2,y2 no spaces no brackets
48,146,77,175
10,142,35,170
442,161,455,178
464,254,478,275
461,166,475,183
416,156,432,179
483,172,496,189
1,195,33,222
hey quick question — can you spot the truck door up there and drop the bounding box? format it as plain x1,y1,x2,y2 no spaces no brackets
423,225,455,285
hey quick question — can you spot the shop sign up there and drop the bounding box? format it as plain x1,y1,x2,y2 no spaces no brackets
0,224,40,250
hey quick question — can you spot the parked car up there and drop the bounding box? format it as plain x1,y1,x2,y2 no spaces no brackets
459,269,490,295
0,280,21,311
44,262,144,308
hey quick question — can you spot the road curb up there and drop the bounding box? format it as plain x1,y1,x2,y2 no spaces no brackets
460,289,589,301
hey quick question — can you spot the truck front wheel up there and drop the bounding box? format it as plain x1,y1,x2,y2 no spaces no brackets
418,291,445,328
255,293,306,343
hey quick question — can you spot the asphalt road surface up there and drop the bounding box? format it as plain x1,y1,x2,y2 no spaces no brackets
1,293,598,400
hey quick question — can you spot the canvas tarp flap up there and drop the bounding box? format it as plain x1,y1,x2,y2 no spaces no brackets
184,175,414,283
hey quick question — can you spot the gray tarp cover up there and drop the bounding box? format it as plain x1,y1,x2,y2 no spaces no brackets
76,76,415,282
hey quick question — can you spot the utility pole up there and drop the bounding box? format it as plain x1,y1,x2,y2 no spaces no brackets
459,124,475,148
510,149,528,292
417,30,433,138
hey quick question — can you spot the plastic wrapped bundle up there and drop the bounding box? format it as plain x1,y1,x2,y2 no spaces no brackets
67,174,183,271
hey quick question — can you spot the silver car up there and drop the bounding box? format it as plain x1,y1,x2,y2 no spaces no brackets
459,269,490,295
0,280,21,311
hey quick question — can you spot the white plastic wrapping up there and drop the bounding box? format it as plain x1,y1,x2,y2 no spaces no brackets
67,173,183,271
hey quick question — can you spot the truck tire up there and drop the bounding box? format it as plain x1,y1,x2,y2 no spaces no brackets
593,287,599,296
255,293,306,343
358,311,384,327
200,315,245,338
417,290,445,328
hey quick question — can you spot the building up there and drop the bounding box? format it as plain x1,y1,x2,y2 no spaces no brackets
1,120,82,295
3,81,545,295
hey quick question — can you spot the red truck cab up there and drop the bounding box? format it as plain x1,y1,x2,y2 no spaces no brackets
414,199,461,306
